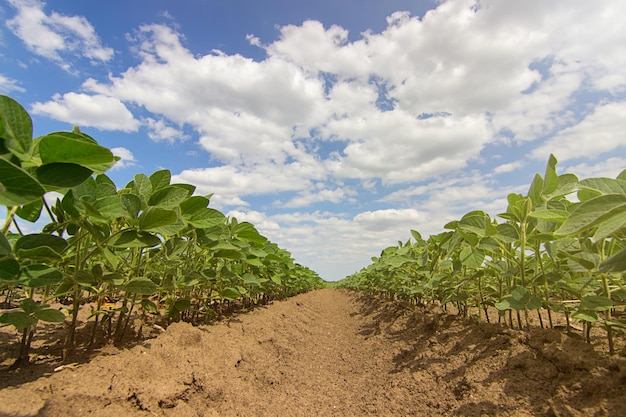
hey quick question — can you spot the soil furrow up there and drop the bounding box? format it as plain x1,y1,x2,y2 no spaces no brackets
1,288,625,416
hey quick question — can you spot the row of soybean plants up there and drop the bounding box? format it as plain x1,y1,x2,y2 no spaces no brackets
0,94,324,367
339,155,626,354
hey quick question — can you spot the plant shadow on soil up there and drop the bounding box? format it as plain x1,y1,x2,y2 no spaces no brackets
353,293,626,416
0,299,273,391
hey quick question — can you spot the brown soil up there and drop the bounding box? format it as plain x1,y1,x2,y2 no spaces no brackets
1,288,625,417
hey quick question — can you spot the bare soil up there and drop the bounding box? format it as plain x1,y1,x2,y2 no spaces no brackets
1,288,625,417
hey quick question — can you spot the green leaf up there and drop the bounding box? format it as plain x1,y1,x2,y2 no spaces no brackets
132,173,153,200
529,208,569,221
109,230,161,248
0,233,12,256
120,193,142,219
148,185,189,209
0,311,37,329
572,309,599,323
20,264,63,287
0,257,20,281
180,196,210,215
598,250,626,273
184,208,226,228
234,222,267,244
15,233,68,260
123,277,157,295
543,174,578,201
0,95,33,159
578,177,626,195
38,132,115,167
0,158,46,206
459,247,484,268
494,223,519,243
527,173,544,205
542,154,559,196
219,287,241,301
95,174,118,198
36,162,93,188
138,207,179,232
173,298,191,311
94,195,125,220
34,309,65,323
149,169,171,191
555,194,626,237
16,198,43,222
580,296,612,311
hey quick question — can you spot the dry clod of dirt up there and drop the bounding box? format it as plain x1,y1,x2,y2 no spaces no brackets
1,288,625,416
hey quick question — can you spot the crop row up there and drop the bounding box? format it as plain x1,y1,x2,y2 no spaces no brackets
0,95,324,368
339,155,626,354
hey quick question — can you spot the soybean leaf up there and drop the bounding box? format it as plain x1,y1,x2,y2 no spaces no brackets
542,154,559,196
16,198,43,222
556,194,626,237
36,162,93,188
15,233,68,256
179,196,210,215
0,95,32,159
20,264,63,287
220,287,241,301
599,249,626,273
109,230,161,248
149,169,171,191
0,311,37,329
234,222,267,244
459,247,484,268
138,207,179,232
34,309,65,322
580,295,613,311
120,193,142,219
123,277,157,295
38,132,115,167
0,158,45,206
94,195,125,220
148,185,189,209
95,174,119,197
543,174,578,201
0,257,20,281
132,173,153,201
184,208,226,228
578,177,626,195
0,233,12,256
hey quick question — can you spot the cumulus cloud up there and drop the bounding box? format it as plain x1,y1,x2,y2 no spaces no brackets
6,0,113,69
0,74,25,93
110,147,137,170
530,101,626,161
31,93,140,131
143,117,189,143
565,158,626,180
493,161,525,174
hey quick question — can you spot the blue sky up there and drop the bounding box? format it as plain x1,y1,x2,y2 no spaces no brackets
1,0,625,281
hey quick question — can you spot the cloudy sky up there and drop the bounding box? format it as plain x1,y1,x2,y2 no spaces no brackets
1,0,625,281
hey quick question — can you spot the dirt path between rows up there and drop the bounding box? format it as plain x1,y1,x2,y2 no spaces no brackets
1,289,626,416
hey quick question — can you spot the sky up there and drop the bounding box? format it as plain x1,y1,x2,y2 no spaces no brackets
1,0,625,281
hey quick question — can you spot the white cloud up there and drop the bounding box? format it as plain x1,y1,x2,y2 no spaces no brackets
143,117,188,143
493,161,525,174
6,0,113,68
0,74,25,93
281,185,357,208
31,93,140,131
172,161,324,209
565,157,626,180
110,147,137,170
530,101,626,161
